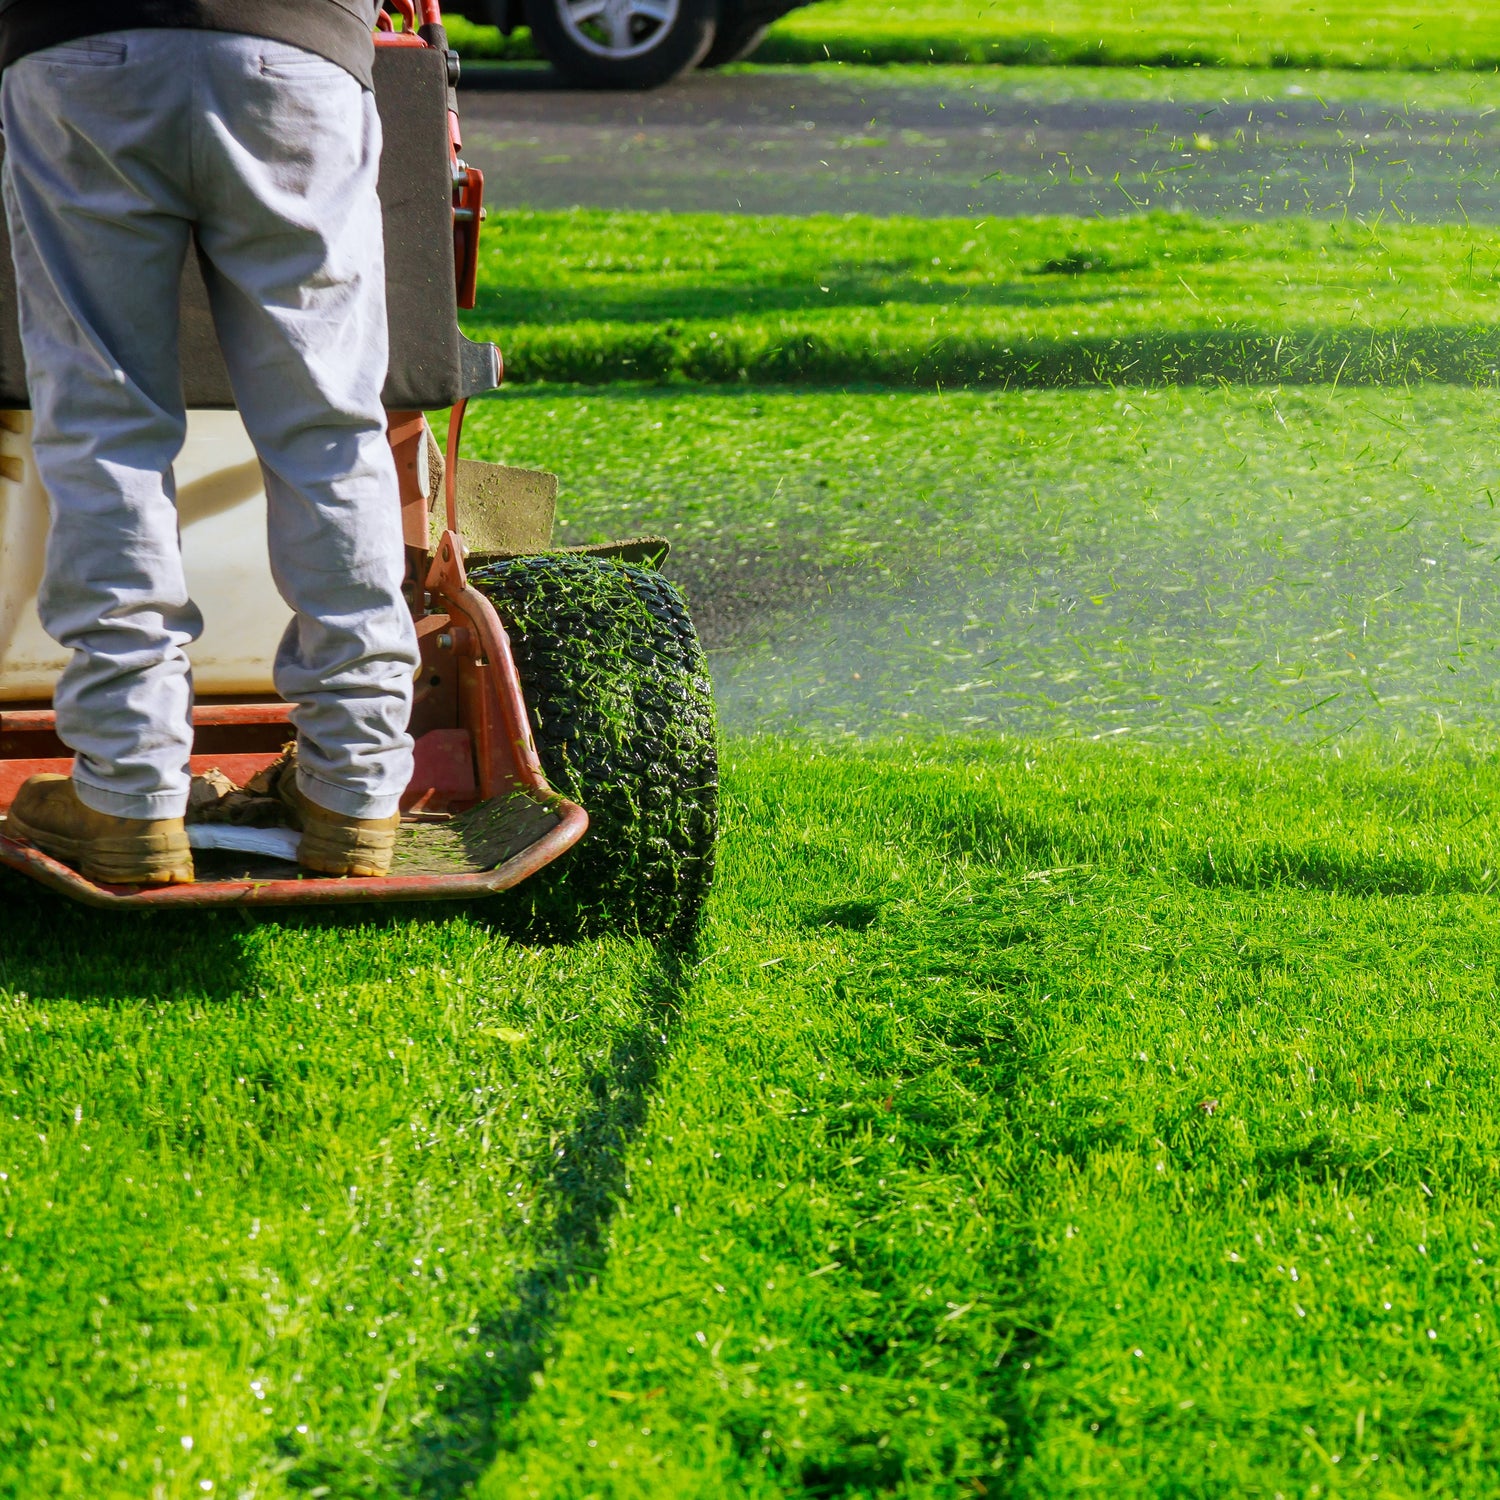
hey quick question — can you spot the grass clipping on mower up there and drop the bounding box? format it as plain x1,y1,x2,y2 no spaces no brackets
186,744,563,879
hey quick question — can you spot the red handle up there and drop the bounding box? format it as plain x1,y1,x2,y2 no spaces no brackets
378,1,445,31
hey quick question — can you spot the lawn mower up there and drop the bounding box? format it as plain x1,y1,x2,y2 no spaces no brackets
0,2,718,937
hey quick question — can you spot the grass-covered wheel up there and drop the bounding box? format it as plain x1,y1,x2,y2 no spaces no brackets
470,554,717,941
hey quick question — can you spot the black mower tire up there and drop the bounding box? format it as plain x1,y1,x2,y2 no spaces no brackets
525,0,718,89
698,16,769,66
471,554,718,942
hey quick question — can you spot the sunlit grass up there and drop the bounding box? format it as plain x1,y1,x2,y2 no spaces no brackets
464,211,1500,387
8,33,1500,1491
10,740,1500,1495
483,735,1500,1496
760,0,1500,71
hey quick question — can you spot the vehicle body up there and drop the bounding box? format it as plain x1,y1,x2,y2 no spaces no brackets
448,0,808,88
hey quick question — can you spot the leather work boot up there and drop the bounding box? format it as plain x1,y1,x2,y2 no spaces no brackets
273,763,401,878
5,774,194,886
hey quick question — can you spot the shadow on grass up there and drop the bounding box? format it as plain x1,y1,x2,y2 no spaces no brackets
480,321,1500,390
388,941,693,1499
1182,847,1499,898
0,868,253,1003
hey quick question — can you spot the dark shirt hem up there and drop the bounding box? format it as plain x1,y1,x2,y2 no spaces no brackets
0,0,378,88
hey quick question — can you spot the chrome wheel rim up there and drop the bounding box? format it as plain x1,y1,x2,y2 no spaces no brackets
558,0,681,59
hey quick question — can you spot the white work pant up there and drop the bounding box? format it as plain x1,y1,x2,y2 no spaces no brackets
1,29,418,822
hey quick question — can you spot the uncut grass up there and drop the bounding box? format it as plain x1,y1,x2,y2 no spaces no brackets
481,736,1500,1495
13,740,1500,1495
465,211,1500,388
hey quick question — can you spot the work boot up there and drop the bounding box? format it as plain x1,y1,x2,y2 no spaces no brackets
5,774,194,886
272,762,400,878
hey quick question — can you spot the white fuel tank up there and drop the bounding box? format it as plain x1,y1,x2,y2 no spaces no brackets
0,411,287,703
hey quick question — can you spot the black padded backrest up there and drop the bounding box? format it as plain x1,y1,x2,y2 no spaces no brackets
0,43,497,410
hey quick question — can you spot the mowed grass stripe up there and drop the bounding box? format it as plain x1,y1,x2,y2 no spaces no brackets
12,741,1500,1491
455,382,1500,745
464,211,1500,387
0,912,682,1496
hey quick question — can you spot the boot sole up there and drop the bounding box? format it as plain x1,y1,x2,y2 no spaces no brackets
5,810,195,886
297,822,398,879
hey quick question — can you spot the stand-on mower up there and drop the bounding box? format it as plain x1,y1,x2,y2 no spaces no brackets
0,2,718,938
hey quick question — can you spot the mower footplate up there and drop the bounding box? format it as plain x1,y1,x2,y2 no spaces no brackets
0,791,587,910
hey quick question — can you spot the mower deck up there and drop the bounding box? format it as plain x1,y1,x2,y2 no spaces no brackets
0,700,589,909
0,528,592,910
0,790,585,910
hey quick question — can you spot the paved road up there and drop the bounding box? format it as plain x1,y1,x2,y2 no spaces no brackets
461,66,1500,220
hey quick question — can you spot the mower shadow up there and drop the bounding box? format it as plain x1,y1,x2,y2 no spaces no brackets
227,895,695,1497
0,867,252,1003
394,939,694,1499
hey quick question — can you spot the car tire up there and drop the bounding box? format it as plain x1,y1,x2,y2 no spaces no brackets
526,0,719,88
698,16,769,66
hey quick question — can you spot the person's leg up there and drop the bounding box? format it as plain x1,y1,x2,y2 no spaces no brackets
190,35,417,825
1,34,200,822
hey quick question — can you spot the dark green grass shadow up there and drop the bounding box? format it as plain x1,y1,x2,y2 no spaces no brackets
1180,843,1500,897
936,790,1500,899
386,942,696,1499
0,866,685,995
486,322,1500,389
0,868,252,1003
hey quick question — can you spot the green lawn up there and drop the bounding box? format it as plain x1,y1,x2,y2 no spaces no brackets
463,211,1500,387
446,0,1500,71
9,738,1500,1495
11,13,1500,1491
759,0,1500,70
456,382,1500,744
9,380,1500,1493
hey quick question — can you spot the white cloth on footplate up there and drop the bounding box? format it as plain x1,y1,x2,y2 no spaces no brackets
1,29,418,821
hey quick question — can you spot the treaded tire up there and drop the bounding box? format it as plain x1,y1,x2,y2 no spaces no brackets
699,16,769,66
471,555,718,941
526,0,718,88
